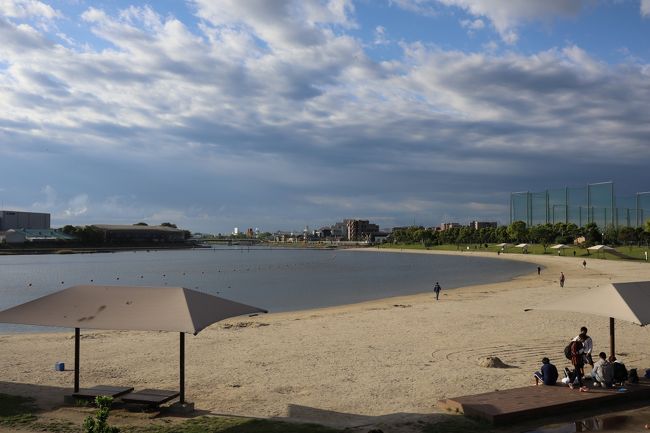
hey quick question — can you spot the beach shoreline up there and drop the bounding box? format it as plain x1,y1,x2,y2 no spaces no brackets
1,249,649,431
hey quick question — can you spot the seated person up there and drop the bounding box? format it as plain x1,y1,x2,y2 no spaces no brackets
592,352,613,388
534,357,559,386
609,355,628,386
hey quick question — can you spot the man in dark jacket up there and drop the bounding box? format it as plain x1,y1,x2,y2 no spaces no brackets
534,357,559,386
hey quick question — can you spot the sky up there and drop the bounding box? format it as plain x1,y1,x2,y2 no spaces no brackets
0,0,649,234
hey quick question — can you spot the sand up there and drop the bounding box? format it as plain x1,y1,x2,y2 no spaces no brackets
1,248,650,430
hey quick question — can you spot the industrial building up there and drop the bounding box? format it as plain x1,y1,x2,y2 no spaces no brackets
0,210,50,230
91,225,186,243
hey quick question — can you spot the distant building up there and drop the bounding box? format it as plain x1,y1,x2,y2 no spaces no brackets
233,227,239,235
315,227,332,238
470,221,498,230
346,219,379,241
0,210,50,230
0,228,75,244
246,228,254,238
439,222,461,231
330,221,347,239
324,219,380,241
91,224,185,243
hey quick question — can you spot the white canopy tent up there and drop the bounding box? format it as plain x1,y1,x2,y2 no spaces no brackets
587,245,615,252
551,244,571,255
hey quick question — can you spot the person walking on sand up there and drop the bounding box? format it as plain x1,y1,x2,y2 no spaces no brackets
560,272,565,288
433,282,441,300
537,266,541,275
583,260,587,269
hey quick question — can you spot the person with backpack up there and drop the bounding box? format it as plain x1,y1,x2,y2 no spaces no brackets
573,327,594,371
566,339,588,391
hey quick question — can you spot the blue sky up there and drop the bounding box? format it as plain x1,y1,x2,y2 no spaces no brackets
1,0,649,233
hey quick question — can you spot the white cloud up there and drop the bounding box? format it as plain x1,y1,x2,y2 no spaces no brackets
64,194,88,217
460,18,484,30
1,3,649,231
192,0,355,50
0,0,60,20
31,185,57,211
373,25,389,45
642,0,650,17
395,0,589,43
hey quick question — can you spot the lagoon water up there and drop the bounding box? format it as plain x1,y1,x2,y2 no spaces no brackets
0,247,533,333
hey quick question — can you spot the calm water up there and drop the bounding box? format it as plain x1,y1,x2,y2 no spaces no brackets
0,247,533,333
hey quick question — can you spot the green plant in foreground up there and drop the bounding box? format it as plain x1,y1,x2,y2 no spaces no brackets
83,396,119,433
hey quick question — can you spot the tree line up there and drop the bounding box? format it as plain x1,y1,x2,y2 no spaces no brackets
389,221,650,248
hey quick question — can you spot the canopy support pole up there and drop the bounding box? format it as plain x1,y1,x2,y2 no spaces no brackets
74,327,80,393
180,332,185,404
609,317,615,357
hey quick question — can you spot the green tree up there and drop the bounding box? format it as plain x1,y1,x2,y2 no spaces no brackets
133,222,148,226
583,222,601,246
530,224,554,252
61,225,77,235
160,222,178,228
618,226,637,246
78,226,103,243
603,224,619,246
507,221,527,243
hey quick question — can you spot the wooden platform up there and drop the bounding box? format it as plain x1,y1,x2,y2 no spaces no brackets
120,388,180,406
438,380,650,425
72,385,134,400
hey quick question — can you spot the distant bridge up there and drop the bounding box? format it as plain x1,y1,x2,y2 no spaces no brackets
203,239,264,246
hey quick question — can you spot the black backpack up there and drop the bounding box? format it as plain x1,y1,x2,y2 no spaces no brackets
629,368,639,383
564,343,572,360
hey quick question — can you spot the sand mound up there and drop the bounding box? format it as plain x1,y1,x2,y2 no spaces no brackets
478,356,512,368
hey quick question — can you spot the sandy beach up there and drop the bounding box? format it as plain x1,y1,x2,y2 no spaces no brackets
1,249,650,430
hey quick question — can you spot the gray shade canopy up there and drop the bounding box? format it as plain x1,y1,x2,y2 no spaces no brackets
525,281,650,355
0,285,267,404
526,281,650,326
0,285,267,334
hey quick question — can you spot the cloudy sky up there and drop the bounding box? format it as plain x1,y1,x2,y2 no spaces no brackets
1,0,649,233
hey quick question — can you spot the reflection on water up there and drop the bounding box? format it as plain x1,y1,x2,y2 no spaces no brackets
527,415,633,432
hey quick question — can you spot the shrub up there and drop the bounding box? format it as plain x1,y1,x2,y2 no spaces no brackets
82,396,119,433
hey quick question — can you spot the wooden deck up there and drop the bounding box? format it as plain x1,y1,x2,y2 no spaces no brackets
72,385,134,400
438,380,650,425
120,388,180,406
